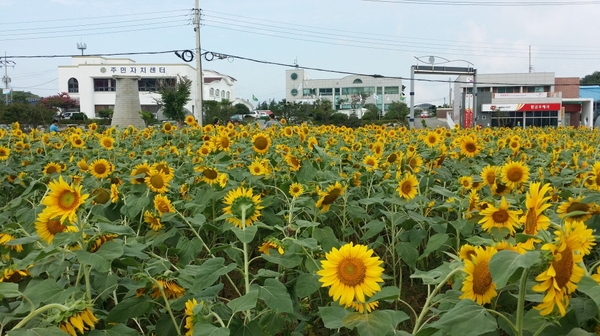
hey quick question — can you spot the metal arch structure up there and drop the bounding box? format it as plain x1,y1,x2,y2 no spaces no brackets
409,56,476,129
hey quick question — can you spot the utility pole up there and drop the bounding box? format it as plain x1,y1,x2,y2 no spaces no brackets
528,45,532,73
194,0,204,126
1,52,16,105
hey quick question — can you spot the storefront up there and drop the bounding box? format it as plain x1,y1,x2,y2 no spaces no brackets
482,103,561,128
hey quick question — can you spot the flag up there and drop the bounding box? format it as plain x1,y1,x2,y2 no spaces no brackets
252,95,258,102
372,93,378,100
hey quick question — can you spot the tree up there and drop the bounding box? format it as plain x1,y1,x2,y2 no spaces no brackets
234,103,250,115
157,76,192,124
98,109,113,119
0,102,56,128
363,103,379,116
39,92,79,114
10,91,41,104
361,110,379,121
139,111,158,126
581,71,600,85
384,101,409,123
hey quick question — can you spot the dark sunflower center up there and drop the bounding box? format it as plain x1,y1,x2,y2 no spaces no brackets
46,166,58,174
387,154,397,163
47,219,67,234
156,165,170,175
134,168,149,183
150,175,164,189
402,181,413,194
553,247,573,288
496,183,508,194
322,189,341,205
507,167,523,182
220,137,230,148
103,139,112,147
92,189,109,204
524,209,537,234
486,173,496,185
292,187,300,193
596,175,600,185
94,164,107,175
58,190,78,209
254,137,268,150
337,258,366,286
253,166,262,174
203,169,218,180
366,159,375,166
465,143,477,153
472,261,493,295
566,202,589,219
492,209,509,223
428,136,436,143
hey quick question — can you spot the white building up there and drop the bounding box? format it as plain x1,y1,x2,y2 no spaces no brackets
285,69,404,114
58,56,240,119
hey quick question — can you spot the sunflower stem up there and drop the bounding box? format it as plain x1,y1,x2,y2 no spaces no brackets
84,265,92,301
515,268,530,336
152,278,181,335
241,204,252,324
486,309,516,333
412,267,461,334
12,303,70,329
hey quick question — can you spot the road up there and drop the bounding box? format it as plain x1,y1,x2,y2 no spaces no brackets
413,117,448,129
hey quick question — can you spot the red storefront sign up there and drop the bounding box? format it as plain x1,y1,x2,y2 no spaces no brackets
483,103,561,112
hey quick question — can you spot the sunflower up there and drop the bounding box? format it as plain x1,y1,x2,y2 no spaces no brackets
0,268,30,283
372,142,385,157
43,162,63,175
88,233,118,253
131,163,152,184
478,197,522,235
248,159,267,176
397,173,419,200
284,154,301,171
91,188,110,204
258,238,284,255
491,182,511,196
317,242,384,307
145,169,171,194
501,160,530,188
196,166,221,185
35,210,78,243
458,244,477,261
519,182,552,248
0,146,10,160
480,166,498,187
350,301,379,314
99,136,115,150
459,136,480,157
252,133,271,154
151,278,185,300
362,155,379,172
586,162,600,191
406,154,423,173
144,211,163,231
110,184,119,203
533,221,595,316
162,122,175,133
289,183,304,198
184,298,198,336
557,197,593,224
70,135,85,149
424,131,442,147
154,195,175,215
213,133,232,151
89,159,112,179
222,186,264,228
316,182,346,212
184,115,196,125
458,176,473,189
153,161,173,177
58,307,99,336
0,233,23,252
460,246,498,305
88,123,98,131
76,159,89,172
41,176,89,223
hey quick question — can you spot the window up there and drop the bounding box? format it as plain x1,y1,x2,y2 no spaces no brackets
226,91,230,99
210,88,214,96
353,78,363,84
526,86,545,93
138,78,157,91
384,86,399,94
68,78,79,93
319,88,333,96
291,89,298,96
497,86,519,93
216,89,220,97
93,78,116,92
290,73,298,80
303,88,316,96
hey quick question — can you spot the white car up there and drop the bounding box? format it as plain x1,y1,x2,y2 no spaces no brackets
420,111,430,118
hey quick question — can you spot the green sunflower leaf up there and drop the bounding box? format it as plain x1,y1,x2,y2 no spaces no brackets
7,327,66,336
256,278,294,313
577,275,600,309
342,310,394,336
367,286,400,303
230,225,258,244
428,299,497,336
489,250,541,288
318,305,349,329
227,289,258,313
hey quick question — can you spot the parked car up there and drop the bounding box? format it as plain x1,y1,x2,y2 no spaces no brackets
420,111,430,118
61,112,88,120
231,111,260,121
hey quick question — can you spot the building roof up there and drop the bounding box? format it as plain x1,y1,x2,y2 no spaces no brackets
580,86,600,101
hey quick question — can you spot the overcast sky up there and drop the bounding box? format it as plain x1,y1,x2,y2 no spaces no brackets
1,0,599,106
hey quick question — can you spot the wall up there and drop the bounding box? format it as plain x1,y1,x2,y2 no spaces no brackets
555,77,579,98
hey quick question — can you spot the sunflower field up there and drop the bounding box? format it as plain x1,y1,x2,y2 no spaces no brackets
1,119,600,336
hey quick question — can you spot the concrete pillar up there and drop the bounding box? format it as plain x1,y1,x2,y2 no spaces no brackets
111,75,145,128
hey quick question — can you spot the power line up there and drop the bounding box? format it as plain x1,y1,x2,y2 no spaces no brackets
5,50,185,59
361,0,600,6
0,9,189,25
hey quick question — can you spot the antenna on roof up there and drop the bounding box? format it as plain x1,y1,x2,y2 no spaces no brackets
77,41,87,56
293,57,298,68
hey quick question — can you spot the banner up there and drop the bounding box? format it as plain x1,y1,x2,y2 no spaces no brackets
482,103,561,112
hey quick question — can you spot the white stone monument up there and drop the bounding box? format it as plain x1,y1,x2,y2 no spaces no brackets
111,75,145,128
